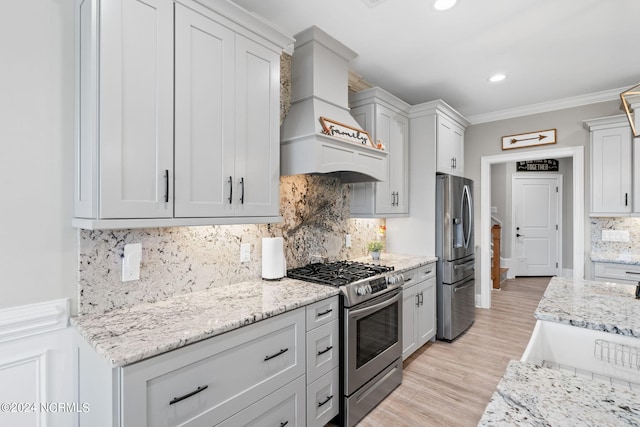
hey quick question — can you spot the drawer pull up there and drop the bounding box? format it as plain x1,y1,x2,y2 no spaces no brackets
280,421,289,427
264,348,288,361
317,308,333,316
169,385,208,405
318,395,333,407
625,271,640,275
317,345,333,356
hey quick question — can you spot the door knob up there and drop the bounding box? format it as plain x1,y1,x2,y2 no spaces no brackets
516,233,525,238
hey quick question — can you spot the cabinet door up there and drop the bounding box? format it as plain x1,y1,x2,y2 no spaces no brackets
349,105,376,216
375,106,408,214
174,5,235,218
401,283,418,360
234,36,281,217
591,126,632,214
436,115,464,176
417,277,437,346
99,0,173,218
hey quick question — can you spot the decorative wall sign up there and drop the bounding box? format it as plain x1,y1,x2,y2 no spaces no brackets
320,116,375,148
501,129,556,150
516,159,559,172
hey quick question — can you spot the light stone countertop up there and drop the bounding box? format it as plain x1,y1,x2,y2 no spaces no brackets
535,276,640,338
478,360,640,426
72,278,339,367
72,253,433,367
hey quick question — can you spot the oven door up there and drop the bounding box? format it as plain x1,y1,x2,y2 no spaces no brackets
343,288,402,396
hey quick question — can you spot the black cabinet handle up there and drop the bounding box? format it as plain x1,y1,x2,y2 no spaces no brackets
317,346,333,356
318,395,333,407
626,193,629,206
240,177,245,204
169,385,208,405
415,294,420,307
280,421,289,427
164,170,169,203
264,348,288,361
317,308,332,317
228,176,233,204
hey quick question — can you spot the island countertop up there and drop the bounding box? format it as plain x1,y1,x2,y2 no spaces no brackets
72,253,432,367
534,276,640,338
478,360,640,426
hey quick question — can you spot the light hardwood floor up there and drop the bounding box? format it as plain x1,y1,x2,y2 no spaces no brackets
357,276,551,427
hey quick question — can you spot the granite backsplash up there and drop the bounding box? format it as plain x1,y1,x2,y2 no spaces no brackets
78,175,384,315
590,217,640,263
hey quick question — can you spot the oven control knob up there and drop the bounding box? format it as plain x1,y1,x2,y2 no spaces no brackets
356,286,366,296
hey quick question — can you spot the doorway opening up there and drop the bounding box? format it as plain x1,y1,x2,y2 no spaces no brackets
479,146,584,308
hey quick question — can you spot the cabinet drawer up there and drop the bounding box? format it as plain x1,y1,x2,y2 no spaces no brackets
305,296,339,331
122,309,305,426
594,262,640,285
306,368,340,427
402,263,436,288
306,319,339,384
217,375,305,427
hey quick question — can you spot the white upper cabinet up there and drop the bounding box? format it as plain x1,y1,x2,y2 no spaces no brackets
74,0,292,229
436,113,465,176
349,88,410,217
584,115,632,216
76,0,174,219
174,6,280,218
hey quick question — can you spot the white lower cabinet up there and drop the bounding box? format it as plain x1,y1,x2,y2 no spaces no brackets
305,297,340,427
593,261,640,285
402,263,437,360
217,376,306,427
76,296,341,427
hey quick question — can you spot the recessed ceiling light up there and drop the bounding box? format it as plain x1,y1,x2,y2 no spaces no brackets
433,0,456,11
489,74,506,83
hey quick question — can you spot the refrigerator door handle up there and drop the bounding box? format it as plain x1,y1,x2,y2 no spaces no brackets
462,184,473,249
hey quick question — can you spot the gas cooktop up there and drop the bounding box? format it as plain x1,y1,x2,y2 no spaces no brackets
287,261,394,287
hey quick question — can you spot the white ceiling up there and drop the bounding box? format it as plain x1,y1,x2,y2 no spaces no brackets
231,0,640,123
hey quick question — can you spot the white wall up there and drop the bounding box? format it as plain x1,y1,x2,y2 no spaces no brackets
0,0,77,312
465,100,623,284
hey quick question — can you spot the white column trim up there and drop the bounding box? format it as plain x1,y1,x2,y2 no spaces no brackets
0,299,70,343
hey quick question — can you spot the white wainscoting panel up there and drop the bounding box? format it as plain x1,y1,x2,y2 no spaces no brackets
0,299,75,427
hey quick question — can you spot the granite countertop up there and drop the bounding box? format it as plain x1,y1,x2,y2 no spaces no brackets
73,253,432,368
535,276,640,338
72,278,339,367
478,360,640,426
591,251,640,265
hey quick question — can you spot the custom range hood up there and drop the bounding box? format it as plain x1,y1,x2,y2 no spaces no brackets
280,26,387,183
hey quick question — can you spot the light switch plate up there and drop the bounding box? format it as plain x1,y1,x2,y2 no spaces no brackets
345,234,352,248
122,243,142,282
240,243,251,263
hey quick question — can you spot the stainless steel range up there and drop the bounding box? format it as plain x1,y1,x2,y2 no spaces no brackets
288,261,404,427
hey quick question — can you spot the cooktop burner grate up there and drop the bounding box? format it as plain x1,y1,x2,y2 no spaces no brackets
287,261,394,287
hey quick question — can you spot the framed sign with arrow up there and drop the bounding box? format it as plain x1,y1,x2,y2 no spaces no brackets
501,129,556,150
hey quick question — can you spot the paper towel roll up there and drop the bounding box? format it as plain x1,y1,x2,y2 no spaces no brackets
262,237,286,280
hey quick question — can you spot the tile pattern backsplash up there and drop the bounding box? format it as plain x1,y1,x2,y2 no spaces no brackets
590,217,640,262
78,175,383,314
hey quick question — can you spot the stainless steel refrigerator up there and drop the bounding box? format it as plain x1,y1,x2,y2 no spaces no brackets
435,174,475,341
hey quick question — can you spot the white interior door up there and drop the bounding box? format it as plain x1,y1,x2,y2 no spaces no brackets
512,174,561,276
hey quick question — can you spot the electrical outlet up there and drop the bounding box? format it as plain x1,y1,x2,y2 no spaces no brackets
345,234,352,248
240,243,251,262
122,243,142,282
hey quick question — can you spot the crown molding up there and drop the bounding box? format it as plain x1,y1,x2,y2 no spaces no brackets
467,87,626,125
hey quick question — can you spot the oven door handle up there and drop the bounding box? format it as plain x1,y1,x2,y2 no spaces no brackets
349,289,401,320
454,281,475,293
